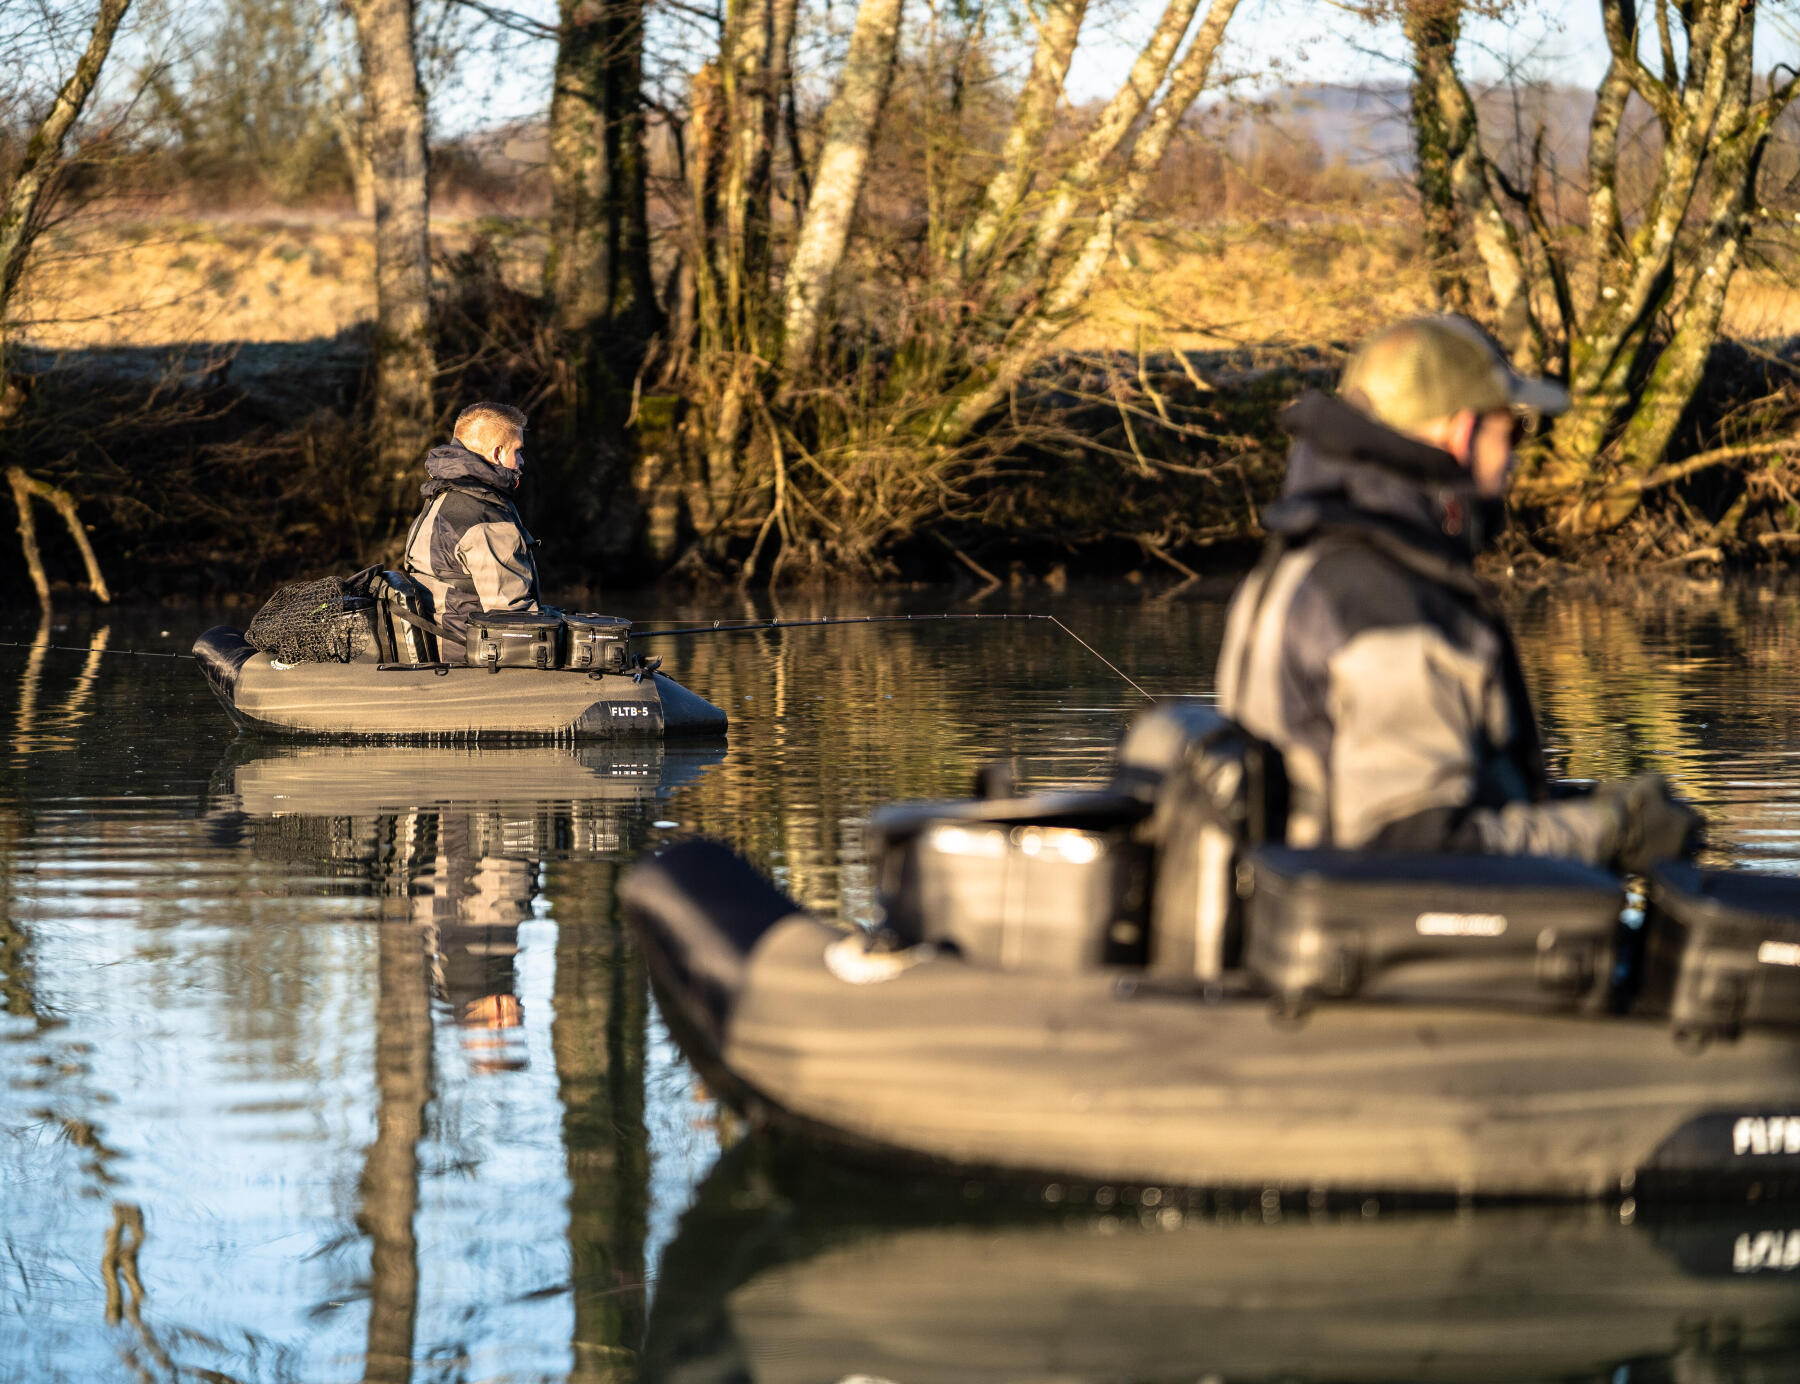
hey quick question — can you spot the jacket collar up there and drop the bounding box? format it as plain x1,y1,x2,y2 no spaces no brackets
420,440,521,501
1262,391,1489,564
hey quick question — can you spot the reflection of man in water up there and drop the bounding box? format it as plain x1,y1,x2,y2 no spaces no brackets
409,812,533,1073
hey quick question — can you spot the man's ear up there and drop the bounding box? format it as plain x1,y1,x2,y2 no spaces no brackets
1447,410,1478,467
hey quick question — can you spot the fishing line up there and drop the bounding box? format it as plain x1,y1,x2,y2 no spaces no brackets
632,612,1157,702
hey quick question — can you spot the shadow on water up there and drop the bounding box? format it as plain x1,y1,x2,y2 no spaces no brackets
647,1142,1800,1384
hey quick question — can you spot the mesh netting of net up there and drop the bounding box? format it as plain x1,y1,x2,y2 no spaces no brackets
246,577,368,664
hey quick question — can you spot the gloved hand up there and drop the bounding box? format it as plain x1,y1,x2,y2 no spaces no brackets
1597,773,1705,874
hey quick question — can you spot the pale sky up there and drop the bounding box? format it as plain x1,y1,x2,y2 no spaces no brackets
440,0,1620,135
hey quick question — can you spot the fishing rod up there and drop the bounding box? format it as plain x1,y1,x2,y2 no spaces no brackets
631,612,1156,702
0,638,186,659
0,613,1160,701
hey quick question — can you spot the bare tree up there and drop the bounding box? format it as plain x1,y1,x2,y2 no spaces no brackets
955,0,1089,276
777,0,906,374
345,0,437,520
0,0,130,609
936,0,1244,444
547,0,660,344
1397,0,1800,538
1402,0,1537,366
0,0,133,376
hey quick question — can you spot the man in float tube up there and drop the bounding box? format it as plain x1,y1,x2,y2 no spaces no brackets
1216,315,1699,871
402,401,542,661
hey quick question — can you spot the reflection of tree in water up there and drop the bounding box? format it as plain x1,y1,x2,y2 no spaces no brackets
361,907,431,1384
0,811,39,1025
222,744,696,1379
647,598,1229,918
550,860,648,1384
1510,579,1800,862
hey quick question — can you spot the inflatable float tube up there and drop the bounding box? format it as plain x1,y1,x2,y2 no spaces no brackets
645,1143,1800,1383
193,625,728,740
621,838,1800,1203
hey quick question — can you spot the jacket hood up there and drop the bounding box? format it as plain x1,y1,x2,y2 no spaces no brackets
420,441,521,500
1263,391,1494,561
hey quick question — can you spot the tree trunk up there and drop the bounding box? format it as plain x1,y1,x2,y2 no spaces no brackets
0,0,132,373
1402,1,1539,366
1609,8,1767,480
330,102,379,219
777,0,907,374
956,0,1089,276
1021,0,1200,282
607,0,660,341
1402,1,1472,316
548,0,615,338
547,0,661,344
718,0,786,353
937,0,1242,443
1541,0,1754,513
359,915,432,1384
345,0,436,524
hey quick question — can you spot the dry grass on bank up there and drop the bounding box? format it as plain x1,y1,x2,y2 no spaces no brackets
16,213,1800,355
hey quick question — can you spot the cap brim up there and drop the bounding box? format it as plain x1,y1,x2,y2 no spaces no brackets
1507,374,1570,417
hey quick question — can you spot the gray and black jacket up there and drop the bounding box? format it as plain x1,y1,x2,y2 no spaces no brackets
402,442,541,653
1218,391,1621,863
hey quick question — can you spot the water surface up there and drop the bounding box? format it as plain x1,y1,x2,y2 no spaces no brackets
5,578,1800,1382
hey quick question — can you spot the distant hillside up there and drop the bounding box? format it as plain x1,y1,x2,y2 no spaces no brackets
1202,82,1596,179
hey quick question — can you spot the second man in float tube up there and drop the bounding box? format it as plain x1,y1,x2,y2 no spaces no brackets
402,401,542,662
1217,315,1699,872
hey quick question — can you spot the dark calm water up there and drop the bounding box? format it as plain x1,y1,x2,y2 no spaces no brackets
5,578,1800,1383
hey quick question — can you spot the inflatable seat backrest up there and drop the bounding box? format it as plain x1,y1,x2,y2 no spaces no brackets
1114,702,1288,982
372,570,439,665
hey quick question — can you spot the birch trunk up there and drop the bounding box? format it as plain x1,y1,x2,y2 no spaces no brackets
1022,0,1200,281
345,0,436,519
956,0,1088,275
777,0,907,374
936,0,1241,443
0,0,132,371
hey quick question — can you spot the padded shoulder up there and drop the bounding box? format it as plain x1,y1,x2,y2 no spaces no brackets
1291,540,1469,650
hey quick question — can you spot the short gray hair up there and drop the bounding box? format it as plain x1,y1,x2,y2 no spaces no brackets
453,401,527,453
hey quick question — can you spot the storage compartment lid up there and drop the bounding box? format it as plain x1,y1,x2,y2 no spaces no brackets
471,609,563,633
1250,846,1622,900
1651,863,1800,929
869,790,1149,854
564,612,632,632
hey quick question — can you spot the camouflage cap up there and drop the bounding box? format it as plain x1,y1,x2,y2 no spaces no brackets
1339,315,1569,431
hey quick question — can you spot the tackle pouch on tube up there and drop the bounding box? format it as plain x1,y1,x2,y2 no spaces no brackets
467,609,562,671
561,613,633,674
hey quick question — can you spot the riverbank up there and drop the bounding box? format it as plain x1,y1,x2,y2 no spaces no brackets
8,214,1800,599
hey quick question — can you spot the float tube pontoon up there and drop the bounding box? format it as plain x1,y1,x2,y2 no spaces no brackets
193,624,728,740
622,837,1800,1202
